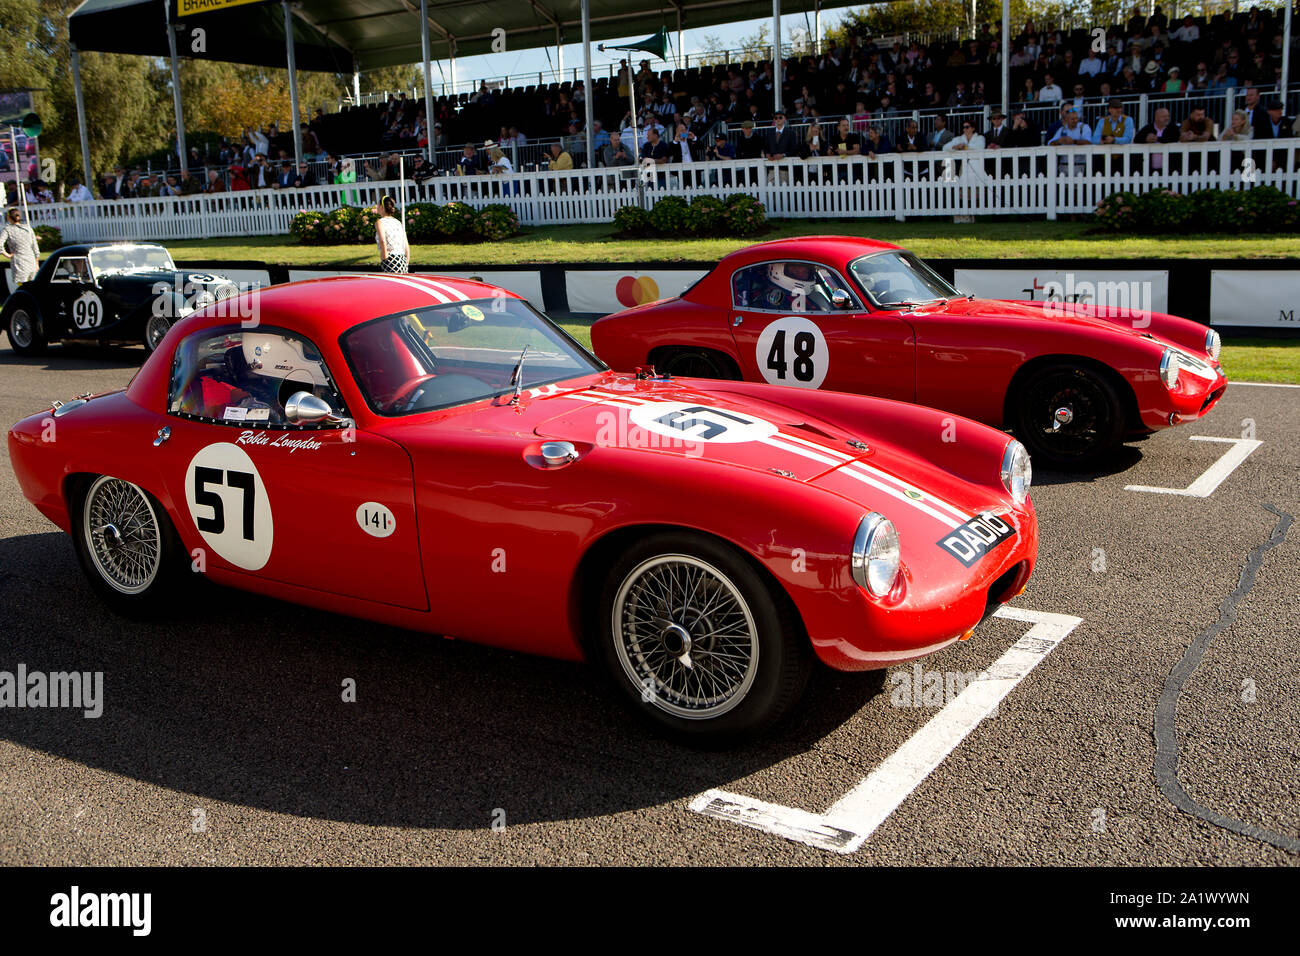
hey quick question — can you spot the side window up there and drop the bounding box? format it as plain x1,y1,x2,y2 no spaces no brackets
168,328,348,427
51,257,90,283
731,261,859,313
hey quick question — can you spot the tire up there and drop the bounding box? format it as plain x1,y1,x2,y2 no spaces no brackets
5,299,47,355
71,475,189,617
658,349,736,380
1010,363,1126,470
143,313,171,352
595,531,813,744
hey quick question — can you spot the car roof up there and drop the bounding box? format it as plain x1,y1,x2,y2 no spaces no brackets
715,235,903,271
682,236,905,305
51,242,168,258
187,274,523,343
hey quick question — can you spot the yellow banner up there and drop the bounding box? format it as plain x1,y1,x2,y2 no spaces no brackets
176,0,266,16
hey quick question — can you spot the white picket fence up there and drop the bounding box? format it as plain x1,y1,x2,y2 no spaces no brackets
29,141,1300,242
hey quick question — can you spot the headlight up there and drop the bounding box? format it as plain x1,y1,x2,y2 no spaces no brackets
1205,328,1221,361
1000,440,1032,505
1159,348,1180,388
852,512,900,598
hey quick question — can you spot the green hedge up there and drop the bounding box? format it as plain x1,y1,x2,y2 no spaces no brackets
1095,186,1299,233
613,193,767,238
33,224,62,249
289,202,521,246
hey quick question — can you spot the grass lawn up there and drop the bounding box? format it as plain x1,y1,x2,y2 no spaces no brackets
167,220,1300,267
1218,337,1300,385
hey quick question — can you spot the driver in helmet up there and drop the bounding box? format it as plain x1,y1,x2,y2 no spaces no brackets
756,261,828,312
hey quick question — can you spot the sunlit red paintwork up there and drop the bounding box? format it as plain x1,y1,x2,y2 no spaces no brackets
9,274,1037,672
591,236,1228,436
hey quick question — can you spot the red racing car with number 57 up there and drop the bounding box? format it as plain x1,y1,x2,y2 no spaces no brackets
10,274,1036,743
591,236,1228,468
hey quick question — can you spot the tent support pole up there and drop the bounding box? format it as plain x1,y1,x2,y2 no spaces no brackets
283,0,302,170
420,0,435,162
164,3,188,178
582,0,595,167
70,44,94,190
772,0,782,115
1001,0,1010,119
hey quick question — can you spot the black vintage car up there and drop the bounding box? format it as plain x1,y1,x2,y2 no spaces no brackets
2,242,239,355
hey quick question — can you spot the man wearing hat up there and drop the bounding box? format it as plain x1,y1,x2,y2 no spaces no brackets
1254,100,1295,140
1092,98,1136,145
765,110,799,186
735,120,764,160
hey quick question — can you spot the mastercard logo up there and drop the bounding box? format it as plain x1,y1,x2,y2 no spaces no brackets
615,275,660,307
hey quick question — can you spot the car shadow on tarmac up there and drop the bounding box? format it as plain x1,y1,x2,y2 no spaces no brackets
1029,444,1145,486
0,531,886,830
0,342,146,371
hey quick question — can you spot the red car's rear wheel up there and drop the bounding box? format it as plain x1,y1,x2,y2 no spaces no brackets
658,349,737,380
72,475,188,617
1011,364,1126,469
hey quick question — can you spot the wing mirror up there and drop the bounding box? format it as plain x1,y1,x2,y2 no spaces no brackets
831,289,853,310
285,391,350,426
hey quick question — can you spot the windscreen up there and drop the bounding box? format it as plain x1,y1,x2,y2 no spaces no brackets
342,298,602,415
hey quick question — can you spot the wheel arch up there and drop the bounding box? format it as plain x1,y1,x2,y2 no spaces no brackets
2,290,46,335
1003,353,1140,432
570,522,807,660
646,344,743,378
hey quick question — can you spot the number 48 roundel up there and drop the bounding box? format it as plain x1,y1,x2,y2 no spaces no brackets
754,316,828,388
184,443,274,570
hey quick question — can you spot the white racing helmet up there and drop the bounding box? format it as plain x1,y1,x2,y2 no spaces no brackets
239,332,330,389
767,261,817,297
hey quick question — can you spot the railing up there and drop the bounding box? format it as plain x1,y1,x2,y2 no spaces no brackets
30,140,1298,241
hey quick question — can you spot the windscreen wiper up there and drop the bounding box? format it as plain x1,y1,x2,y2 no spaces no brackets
509,344,531,405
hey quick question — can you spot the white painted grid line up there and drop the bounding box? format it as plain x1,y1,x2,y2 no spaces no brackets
1125,436,1262,497
689,606,1084,854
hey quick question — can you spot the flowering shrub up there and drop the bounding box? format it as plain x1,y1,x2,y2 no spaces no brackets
648,195,690,234
437,202,478,239
327,205,364,242
405,202,441,241
686,196,725,235
289,201,519,245
1093,192,1140,231
722,194,767,236
612,194,767,238
1094,186,1297,234
33,224,62,249
612,204,652,237
474,204,519,241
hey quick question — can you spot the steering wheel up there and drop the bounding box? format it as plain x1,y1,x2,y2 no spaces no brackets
387,373,439,413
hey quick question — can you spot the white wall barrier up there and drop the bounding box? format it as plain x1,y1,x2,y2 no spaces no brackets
1210,271,1300,328
28,141,1300,242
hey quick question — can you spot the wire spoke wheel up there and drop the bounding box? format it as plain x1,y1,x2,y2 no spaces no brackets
611,554,759,720
9,308,34,349
82,477,163,595
144,314,170,351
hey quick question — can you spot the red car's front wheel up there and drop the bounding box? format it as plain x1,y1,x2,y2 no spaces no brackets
596,531,812,744
1011,364,1126,470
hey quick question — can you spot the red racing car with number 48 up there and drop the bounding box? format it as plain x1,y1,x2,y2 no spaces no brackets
591,236,1228,469
10,274,1036,743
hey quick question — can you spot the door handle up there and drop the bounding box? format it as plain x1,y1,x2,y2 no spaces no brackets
732,316,743,327
153,426,170,447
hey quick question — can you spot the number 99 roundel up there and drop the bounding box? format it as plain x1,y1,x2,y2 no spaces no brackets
755,316,828,389
184,443,273,570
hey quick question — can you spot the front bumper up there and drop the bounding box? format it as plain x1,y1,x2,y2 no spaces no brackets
808,503,1039,672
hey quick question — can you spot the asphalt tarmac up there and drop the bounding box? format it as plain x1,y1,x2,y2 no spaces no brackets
1,341,1296,865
